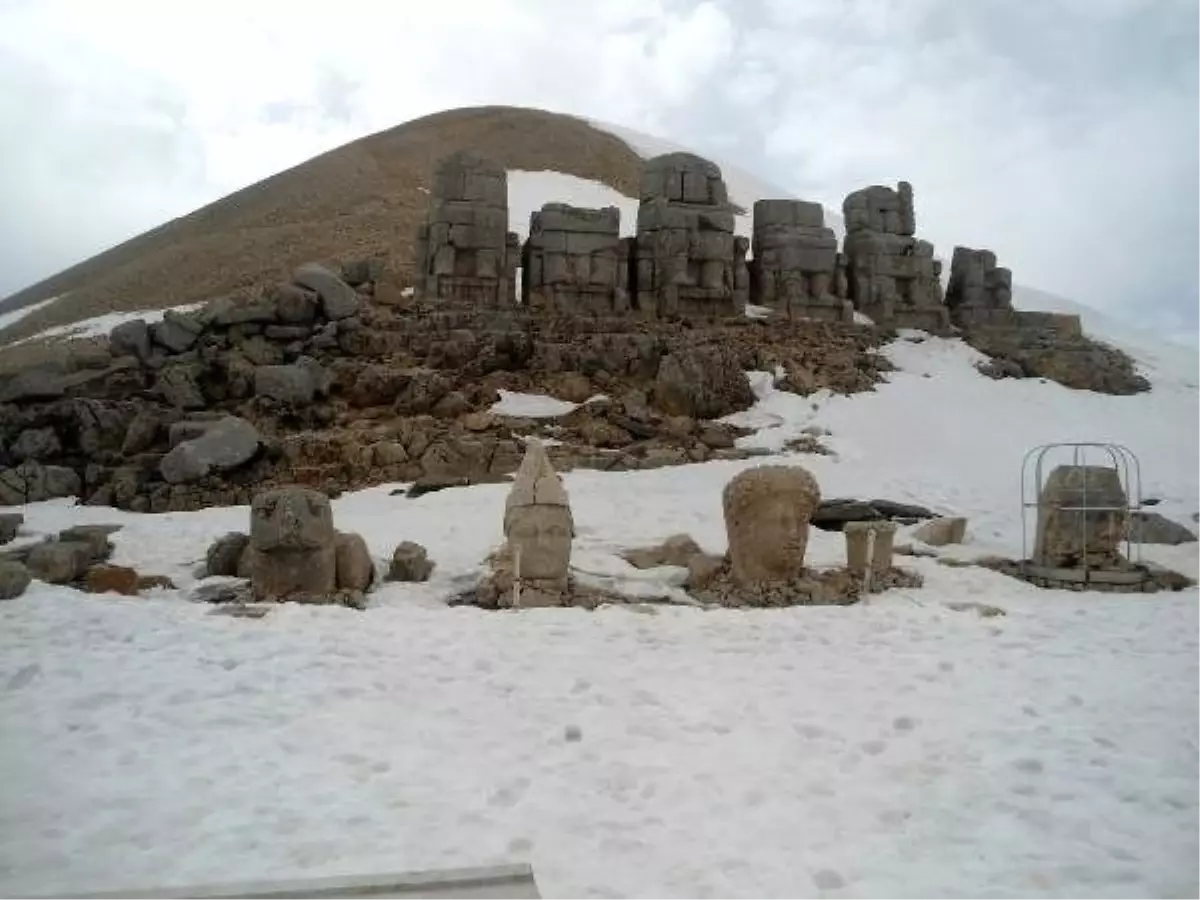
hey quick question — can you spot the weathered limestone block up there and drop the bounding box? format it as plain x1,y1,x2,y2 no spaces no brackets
1034,465,1129,568
844,520,897,580
751,199,852,322
501,440,573,607
841,181,948,331
944,245,1015,328
414,151,514,307
249,487,338,601
722,465,821,587
523,204,629,315
634,153,740,319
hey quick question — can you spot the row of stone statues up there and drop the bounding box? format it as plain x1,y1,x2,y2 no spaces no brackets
411,149,1018,331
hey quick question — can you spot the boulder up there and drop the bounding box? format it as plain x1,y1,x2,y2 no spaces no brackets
653,346,754,419
0,512,23,544
273,283,320,324
913,516,968,547
0,561,32,599
84,565,140,596
205,532,250,577
1133,511,1197,545
10,427,61,462
156,365,205,409
57,524,120,561
121,411,165,455
26,541,93,584
151,310,204,353
159,416,261,484
255,363,317,405
335,532,375,591
623,534,703,570
810,499,883,531
387,541,433,582
0,366,67,403
292,263,360,320
200,295,278,327
0,462,81,505
109,319,152,361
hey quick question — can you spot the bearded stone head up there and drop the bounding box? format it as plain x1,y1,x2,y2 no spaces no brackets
251,487,336,553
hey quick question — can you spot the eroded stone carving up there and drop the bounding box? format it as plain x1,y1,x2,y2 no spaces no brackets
634,153,745,319
841,181,948,331
722,465,821,586
751,199,851,322
944,245,1015,328
501,440,574,607
248,486,374,604
414,151,516,307
522,204,630,314
1034,465,1129,569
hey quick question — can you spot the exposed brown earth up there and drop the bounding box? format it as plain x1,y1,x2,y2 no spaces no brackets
0,106,645,353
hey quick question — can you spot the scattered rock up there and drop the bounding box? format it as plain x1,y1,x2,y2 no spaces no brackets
0,462,81,505
388,541,434,582
208,603,270,619
137,574,176,591
26,541,93,584
810,498,883,531
946,601,1006,618
1133,511,1197,545
653,346,754,419
109,319,152,360
335,532,375,592
913,516,968,546
84,565,140,596
160,416,261,484
206,532,250,577
57,524,120,561
192,581,250,604
151,310,204,353
623,533,703,570
11,427,62,462
0,561,32,599
0,513,23,545
293,263,360,320
684,553,725,589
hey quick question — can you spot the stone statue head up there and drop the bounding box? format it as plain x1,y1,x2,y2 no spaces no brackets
504,441,573,582
722,465,821,586
251,486,336,553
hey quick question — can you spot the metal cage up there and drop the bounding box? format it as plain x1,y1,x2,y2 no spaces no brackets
1020,442,1144,583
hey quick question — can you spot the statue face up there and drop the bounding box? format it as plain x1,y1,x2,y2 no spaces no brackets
507,506,572,581
251,488,335,552
752,494,806,577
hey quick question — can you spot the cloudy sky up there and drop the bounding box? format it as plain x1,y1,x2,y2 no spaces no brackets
1,0,1196,341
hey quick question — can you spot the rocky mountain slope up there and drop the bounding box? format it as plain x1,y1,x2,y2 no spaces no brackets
0,107,645,348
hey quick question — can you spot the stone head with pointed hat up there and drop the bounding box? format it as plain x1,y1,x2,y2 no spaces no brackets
504,440,574,583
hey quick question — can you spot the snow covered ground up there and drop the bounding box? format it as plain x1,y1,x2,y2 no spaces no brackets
1,329,1197,898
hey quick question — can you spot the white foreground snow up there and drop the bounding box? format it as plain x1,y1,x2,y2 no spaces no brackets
0,335,1197,898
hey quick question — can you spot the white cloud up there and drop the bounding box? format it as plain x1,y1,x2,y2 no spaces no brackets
0,0,1194,338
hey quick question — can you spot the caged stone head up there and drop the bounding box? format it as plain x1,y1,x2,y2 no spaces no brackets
250,487,336,552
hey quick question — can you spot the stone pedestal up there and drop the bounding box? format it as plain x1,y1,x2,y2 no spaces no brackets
844,520,897,578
